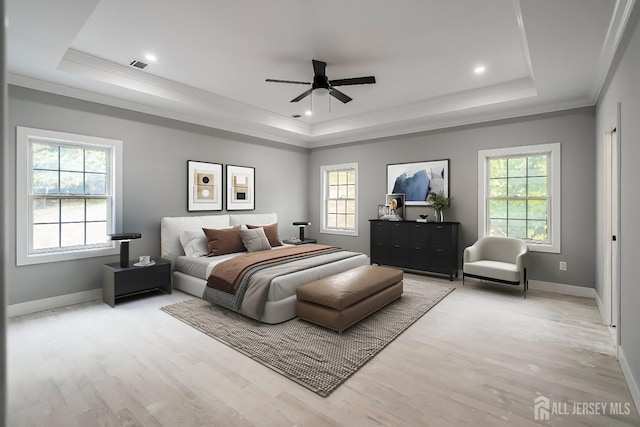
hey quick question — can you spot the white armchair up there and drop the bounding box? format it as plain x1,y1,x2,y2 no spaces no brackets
463,237,529,298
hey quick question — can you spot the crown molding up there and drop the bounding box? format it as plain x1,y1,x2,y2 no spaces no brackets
591,0,637,101
8,72,311,148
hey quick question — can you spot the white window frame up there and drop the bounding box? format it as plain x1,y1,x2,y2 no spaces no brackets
16,127,123,265
477,143,561,253
320,163,358,237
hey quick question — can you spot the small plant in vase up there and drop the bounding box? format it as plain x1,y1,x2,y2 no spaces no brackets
428,191,451,222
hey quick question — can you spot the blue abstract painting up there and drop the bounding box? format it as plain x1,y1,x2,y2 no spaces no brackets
387,160,449,206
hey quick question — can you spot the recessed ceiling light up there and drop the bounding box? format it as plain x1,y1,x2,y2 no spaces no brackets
305,110,312,116
474,65,486,74
145,53,157,62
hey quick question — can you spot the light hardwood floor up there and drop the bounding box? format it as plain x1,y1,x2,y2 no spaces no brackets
8,275,640,426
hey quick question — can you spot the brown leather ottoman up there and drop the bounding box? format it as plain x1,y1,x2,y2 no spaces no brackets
296,265,403,332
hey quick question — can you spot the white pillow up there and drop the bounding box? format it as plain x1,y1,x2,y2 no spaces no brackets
179,230,208,257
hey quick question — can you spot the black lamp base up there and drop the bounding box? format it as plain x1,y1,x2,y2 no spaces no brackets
120,241,130,268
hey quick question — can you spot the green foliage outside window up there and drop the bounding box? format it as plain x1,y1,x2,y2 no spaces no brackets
487,154,549,242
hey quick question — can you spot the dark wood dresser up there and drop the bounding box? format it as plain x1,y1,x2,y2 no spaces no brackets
369,220,460,280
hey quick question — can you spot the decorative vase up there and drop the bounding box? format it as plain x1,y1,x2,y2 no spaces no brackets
435,210,444,222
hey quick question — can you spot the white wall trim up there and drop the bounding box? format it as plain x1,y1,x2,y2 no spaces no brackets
595,290,606,325
528,279,595,298
618,345,640,415
8,288,102,317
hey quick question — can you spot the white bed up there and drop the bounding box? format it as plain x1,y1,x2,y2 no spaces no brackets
161,213,368,323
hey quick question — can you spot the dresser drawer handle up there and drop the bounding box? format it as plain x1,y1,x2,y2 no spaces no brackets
394,245,400,248
414,247,421,250
436,249,443,252
436,226,443,229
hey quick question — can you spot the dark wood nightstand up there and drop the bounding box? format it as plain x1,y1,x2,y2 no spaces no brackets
102,258,172,307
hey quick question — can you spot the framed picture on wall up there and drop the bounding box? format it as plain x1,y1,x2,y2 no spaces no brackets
226,165,255,211
386,159,449,206
187,160,223,211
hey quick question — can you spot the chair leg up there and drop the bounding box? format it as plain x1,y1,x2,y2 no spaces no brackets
523,268,527,299
462,274,465,286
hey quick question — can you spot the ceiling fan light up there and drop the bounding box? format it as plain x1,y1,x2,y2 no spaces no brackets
314,87,330,96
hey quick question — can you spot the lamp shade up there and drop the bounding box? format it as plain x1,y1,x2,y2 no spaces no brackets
109,233,142,240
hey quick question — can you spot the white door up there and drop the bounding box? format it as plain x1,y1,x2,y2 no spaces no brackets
610,128,619,329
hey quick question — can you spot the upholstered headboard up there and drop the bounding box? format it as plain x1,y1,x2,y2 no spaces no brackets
160,213,278,264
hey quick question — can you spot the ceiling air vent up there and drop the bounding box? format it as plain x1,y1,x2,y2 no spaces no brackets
292,114,301,118
129,59,149,69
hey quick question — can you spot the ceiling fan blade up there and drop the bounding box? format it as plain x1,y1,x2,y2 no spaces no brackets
290,89,313,102
266,79,311,85
330,88,352,103
330,76,376,86
312,60,327,77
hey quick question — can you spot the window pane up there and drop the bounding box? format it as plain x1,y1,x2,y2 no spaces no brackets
346,200,355,214
327,214,337,228
337,199,346,214
338,171,347,185
86,221,108,244
489,178,507,197
528,155,547,177
508,200,526,219
489,158,507,178
346,214,355,229
60,172,84,194
32,143,58,170
489,219,507,237
85,149,107,173
528,200,548,220
527,220,548,241
61,223,84,247
61,199,85,222
86,199,107,221
85,173,106,195
33,224,59,249
488,199,507,218
507,177,526,197
60,147,84,172
327,200,337,214
33,170,59,194
528,177,548,197
329,185,338,199
336,214,346,228
347,184,355,199
508,157,526,177
508,220,526,238
347,170,355,185
328,171,338,185
33,198,59,223
338,185,348,199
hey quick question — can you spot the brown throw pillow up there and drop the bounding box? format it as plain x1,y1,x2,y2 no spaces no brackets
202,225,246,256
247,223,283,247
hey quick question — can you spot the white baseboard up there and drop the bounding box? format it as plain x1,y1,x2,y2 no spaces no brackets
8,288,102,317
528,279,595,298
618,346,640,415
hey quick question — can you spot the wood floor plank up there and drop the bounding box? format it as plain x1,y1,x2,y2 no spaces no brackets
7,275,640,426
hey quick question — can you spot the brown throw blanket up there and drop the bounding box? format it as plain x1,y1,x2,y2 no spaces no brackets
207,244,339,294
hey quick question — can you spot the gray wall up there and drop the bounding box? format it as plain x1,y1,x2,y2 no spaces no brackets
309,108,596,288
6,86,309,305
596,4,640,403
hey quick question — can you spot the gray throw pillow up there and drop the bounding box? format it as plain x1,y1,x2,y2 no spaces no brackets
239,227,272,253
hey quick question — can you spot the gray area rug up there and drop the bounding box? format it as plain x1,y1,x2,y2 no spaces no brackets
161,278,454,396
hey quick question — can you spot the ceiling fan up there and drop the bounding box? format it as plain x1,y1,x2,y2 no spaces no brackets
266,59,376,104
